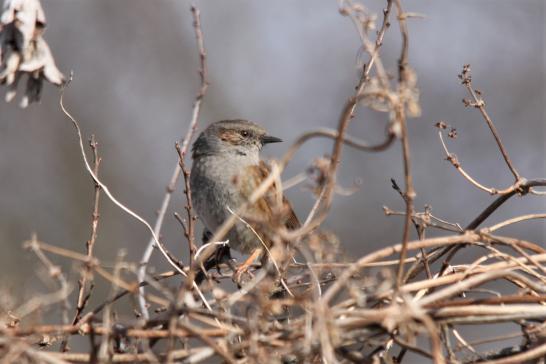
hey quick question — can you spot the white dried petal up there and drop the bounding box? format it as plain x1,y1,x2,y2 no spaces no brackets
0,51,20,83
3,0,45,49
1,0,63,107
4,69,20,102
18,37,63,84
36,37,63,84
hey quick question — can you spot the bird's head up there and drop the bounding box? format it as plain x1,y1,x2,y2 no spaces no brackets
192,119,282,159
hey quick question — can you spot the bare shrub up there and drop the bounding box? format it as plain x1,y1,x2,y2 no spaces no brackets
1,1,545,363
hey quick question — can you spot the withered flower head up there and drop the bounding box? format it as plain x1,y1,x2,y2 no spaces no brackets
0,0,64,108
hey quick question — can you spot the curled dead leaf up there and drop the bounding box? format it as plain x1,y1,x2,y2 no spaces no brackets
0,0,64,108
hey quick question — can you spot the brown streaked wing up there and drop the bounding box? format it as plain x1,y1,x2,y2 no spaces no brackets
239,161,300,231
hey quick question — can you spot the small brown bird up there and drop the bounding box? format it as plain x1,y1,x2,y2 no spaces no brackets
190,120,299,273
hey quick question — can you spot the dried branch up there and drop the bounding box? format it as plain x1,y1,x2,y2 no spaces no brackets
436,125,525,195
4,2,546,363
460,64,521,182
59,135,102,352
22,235,71,324
0,0,65,107
137,4,209,320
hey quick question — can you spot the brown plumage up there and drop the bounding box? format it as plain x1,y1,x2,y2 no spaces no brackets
236,161,300,237
190,120,299,273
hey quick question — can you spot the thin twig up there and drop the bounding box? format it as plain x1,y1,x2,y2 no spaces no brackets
437,129,522,195
175,142,197,264
460,64,521,182
393,0,415,289
22,235,71,324
61,136,102,352
137,3,209,319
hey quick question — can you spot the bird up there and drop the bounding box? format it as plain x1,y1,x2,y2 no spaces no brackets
190,119,300,276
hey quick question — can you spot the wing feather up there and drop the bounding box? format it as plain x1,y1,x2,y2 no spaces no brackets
239,161,300,232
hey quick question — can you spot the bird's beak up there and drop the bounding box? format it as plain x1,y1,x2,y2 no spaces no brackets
261,135,283,144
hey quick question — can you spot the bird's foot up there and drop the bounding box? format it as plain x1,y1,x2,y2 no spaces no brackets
233,263,254,286
233,248,262,286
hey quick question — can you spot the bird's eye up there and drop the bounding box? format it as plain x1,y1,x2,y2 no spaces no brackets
240,130,249,137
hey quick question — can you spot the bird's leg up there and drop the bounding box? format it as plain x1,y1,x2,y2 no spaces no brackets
194,232,232,285
234,248,263,283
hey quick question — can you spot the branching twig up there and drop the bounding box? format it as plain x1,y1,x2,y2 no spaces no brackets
22,235,71,324
6,2,546,363
460,64,521,182
137,4,209,320
60,135,102,352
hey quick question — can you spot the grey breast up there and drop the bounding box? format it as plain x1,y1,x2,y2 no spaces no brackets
190,154,257,252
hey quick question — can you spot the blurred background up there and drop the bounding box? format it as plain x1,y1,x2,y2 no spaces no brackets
0,0,544,359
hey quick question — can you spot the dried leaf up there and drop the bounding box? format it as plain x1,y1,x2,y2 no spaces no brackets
0,0,64,107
